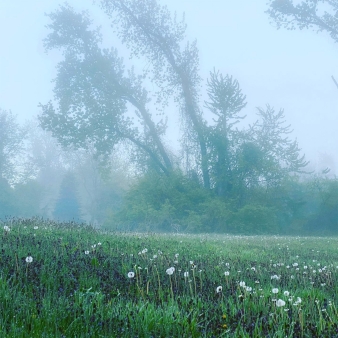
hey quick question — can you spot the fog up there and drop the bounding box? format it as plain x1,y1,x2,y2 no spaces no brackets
1,0,337,171
0,0,337,234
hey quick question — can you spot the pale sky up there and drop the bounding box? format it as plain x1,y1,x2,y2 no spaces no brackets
0,0,337,172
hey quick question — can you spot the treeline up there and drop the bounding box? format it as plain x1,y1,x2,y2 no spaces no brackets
1,112,337,235
1,0,337,234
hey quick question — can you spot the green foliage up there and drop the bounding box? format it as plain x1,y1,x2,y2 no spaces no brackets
108,171,213,232
305,177,338,234
229,204,278,234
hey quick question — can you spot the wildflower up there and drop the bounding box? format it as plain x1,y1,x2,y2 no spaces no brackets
175,253,179,258
292,263,298,267
246,286,252,292
222,314,227,319
276,299,286,307
271,274,280,280
224,271,230,276
272,288,279,294
239,281,245,287
97,242,102,246
166,267,175,275
91,244,96,249
189,261,194,265
284,291,290,296
127,271,135,278
153,255,157,259
34,226,38,230
84,250,89,255
216,286,222,293
184,271,189,277
25,256,33,263
141,248,148,254
222,324,227,329
3,226,10,232
251,267,256,271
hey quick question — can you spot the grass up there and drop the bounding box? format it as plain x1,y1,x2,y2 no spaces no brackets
1,218,338,337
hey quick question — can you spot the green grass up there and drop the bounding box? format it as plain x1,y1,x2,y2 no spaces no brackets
1,219,338,337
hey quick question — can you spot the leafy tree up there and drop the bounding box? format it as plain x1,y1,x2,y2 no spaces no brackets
266,0,338,42
39,4,173,176
53,172,82,222
99,0,210,187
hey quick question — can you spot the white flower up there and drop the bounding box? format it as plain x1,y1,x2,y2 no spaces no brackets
153,255,157,259
216,286,222,293
91,244,96,249
271,274,280,280
284,291,290,296
127,271,135,278
276,299,286,307
141,248,148,254
251,267,256,271
246,286,252,292
184,271,189,277
25,256,33,263
224,271,230,276
174,260,178,264
292,263,298,267
175,253,179,258
34,226,38,230
272,288,279,294
84,250,89,255
166,267,175,275
3,226,10,232
189,261,194,265
97,242,102,246
239,281,245,287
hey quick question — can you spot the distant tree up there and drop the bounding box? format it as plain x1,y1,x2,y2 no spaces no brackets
53,172,82,222
0,109,25,184
0,177,16,219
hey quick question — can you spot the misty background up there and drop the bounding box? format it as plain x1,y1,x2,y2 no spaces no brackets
0,0,337,234
1,0,337,170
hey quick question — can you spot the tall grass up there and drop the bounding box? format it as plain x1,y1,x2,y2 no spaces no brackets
1,218,338,337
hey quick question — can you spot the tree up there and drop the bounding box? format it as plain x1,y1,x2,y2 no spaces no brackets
204,69,247,197
0,109,25,184
39,4,173,177
266,0,338,42
53,172,82,222
266,0,338,88
99,0,210,187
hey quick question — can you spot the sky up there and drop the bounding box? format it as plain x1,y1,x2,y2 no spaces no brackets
0,0,337,173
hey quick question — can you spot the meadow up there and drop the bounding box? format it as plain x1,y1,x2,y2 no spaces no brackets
1,219,338,337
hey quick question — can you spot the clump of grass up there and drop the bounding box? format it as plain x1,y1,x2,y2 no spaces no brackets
1,218,338,337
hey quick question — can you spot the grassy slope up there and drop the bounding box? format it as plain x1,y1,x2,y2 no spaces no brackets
1,219,338,337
